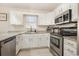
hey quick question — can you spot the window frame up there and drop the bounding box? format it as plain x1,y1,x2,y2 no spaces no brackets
23,14,38,29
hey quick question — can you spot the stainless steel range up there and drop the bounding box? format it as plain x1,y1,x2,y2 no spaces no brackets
48,22,77,56
50,34,64,56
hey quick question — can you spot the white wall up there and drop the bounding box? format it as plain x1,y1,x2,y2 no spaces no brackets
0,7,13,32
0,7,47,32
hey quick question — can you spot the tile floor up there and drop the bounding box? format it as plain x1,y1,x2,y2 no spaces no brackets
18,48,53,56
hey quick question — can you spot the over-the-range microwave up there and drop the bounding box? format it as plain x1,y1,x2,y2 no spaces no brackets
55,9,72,24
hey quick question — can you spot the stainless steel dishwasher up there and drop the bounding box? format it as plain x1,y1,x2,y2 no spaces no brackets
0,36,16,56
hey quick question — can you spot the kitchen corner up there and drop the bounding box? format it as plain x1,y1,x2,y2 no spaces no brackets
0,31,50,56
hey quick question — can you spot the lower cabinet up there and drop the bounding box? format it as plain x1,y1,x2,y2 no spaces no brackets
64,45,77,56
16,33,50,54
22,33,50,49
39,37,49,47
31,37,39,48
64,37,77,56
22,34,31,48
16,34,23,54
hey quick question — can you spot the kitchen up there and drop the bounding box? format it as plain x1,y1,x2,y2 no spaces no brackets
0,3,78,56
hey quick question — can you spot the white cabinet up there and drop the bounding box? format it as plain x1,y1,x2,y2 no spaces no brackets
47,12,55,25
61,4,71,12
55,6,63,17
16,33,50,54
54,7,58,17
70,4,78,21
38,14,53,25
22,33,50,49
9,11,23,25
54,4,66,17
39,37,49,47
39,34,50,47
16,35,20,54
64,44,77,56
38,14,46,25
53,3,78,23
60,4,78,21
22,34,31,48
16,34,23,54
38,4,78,26
64,37,77,56
32,37,39,48
63,3,78,21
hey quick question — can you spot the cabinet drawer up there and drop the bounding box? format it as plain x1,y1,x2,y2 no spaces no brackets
64,50,76,56
22,34,30,37
64,44,77,55
64,40,77,49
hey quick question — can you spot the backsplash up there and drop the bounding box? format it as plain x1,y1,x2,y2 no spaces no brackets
36,26,47,32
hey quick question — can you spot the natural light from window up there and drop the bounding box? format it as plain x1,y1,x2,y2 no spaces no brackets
24,15,38,29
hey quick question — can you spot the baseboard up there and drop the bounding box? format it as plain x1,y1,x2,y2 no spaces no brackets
21,47,49,51
16,46,49,55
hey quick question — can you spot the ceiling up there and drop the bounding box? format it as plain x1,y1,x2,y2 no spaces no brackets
0,3,61,12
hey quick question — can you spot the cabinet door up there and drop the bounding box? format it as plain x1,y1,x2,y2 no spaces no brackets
71,4,78,21
42,37,48,47
29,37,34,48
54,8,59,17
19,35,23,49
64,37,77,56
16,12,23,25
64,44,77,56
38,35,49,47
30,34,39,48
62,4,70,12
38,14,45,25
62,4,78,21
9,11,23,25
38,14,52,25
16,35,20,54
49,12,55,25
57,6,62,15
45,14,52,25
31,37,39,48
22,35,30,49
22,34,37,49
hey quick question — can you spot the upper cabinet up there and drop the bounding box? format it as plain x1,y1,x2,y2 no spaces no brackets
38,4,78,26
70,4,78,21
38,14,51,25
38,12,55,25
47,12,55,25
54,3,78,22
63,3,78,21
38,14,46,25
9,11,23,25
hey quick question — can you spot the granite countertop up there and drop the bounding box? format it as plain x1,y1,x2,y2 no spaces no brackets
0,32,26,41
0,31,49,41
25,31,48,34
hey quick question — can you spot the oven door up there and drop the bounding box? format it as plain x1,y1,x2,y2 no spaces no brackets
50,35,64,56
